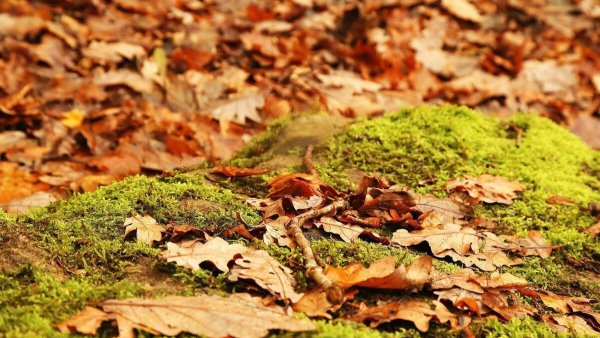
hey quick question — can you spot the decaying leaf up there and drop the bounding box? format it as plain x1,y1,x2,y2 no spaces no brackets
446,174,526,205
392,223,480,256
212,166,268,177
586,220,600,238
325,257,396,290
210,93,264,125
123,214,164,245
229,249,303,303
56,293,316,338
441,0,483,23
314,216,364,243
349,300,438,332
357,256,434,291
160,237,247,272
510,230,554,258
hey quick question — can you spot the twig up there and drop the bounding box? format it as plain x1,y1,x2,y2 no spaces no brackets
286,199,349,304
304,145,317,176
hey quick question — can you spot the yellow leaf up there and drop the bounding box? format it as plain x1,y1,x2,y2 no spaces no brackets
61,109,85,128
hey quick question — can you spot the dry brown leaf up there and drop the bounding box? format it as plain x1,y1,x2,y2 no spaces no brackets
94,69,154,94
212,165,268,178
229,249,303,303
349,300,436,332
325,257,396,290
412,195,471,225
546,195,576,206
2,191,58,215
55,306,110,335
357,256,433,291
538,291,594,315
292,287,344,319
210,93,264,125
123,214,164,245
482,291,536,321
83,41,146,62
446,174,525,205
56,293,316,338
587,220,600,238
441,0,483,23
543,315,598,335
512,230,554,258
160,237,247,272
391,223,480,256
314,216,364,243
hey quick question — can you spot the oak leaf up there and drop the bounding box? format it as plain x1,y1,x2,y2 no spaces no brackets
229,249,303,303
391,223,480,256
160,237,247,272
210,93,264,125
212,165,268,177
356,256,434,291
325,257,396,290
56,293,316,338
446,174,525,205
123,214,164,245
314,216,364,243
441,0,483,23
349,300,436,332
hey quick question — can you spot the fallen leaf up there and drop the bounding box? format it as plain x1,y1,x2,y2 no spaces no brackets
229,249,303,303
55,306,110,335
2,191,58,215
546,195,576,206
212,165,268,177
83,41,146,62
314,216,364,243
357,256,433,291
446,174,525,205
325,257,396,290
160,237,247,272
441,0,483,23
56,293,315,338
349,300,436,332
511,230,554,258
391,223,480,256
210,93,264,125
123,214,164,245
586,220,600,238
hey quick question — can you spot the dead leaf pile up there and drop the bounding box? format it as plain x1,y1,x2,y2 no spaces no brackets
1,0,600,207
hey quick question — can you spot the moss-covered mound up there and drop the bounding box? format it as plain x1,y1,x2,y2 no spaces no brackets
1,106,598,337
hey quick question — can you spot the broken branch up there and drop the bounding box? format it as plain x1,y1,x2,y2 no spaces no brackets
286,199,349,304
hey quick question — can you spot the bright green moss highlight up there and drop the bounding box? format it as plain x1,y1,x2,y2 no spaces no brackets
319,106,600,258
12,174,259,277
476,317,582,338
0,266,143,337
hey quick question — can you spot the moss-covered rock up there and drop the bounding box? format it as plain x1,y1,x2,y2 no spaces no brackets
1,106,598,337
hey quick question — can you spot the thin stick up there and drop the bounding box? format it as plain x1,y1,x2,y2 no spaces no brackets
286,199,349,304
304,145,317,176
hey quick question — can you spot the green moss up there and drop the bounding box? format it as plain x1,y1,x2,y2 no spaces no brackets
11,174,259,277
319,106,600,259
0,266,143,337
475,317,580,338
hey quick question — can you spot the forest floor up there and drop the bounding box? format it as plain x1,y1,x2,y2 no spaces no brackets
0,0,599,210
1,107,600,337
1,1,600,337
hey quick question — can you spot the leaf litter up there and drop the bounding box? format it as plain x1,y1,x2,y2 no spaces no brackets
2,0,600,209
59,170,600,337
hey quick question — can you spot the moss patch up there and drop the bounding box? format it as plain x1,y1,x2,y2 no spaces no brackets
319,106,600,258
